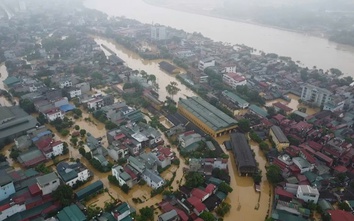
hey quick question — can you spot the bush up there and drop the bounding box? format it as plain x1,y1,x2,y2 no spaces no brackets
172,158,180,166
60,129,70,137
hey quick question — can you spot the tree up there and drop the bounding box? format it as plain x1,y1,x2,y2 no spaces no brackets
185,172,205,188
253,171,262,184
147,74,156,83
74,125,80,130
219,182,233,194
137,207,154,221
0,154,7,162
19,98,36,114
266,165,283,185
53,185,74,206
215,202,231,217
165,81,180,100
199,211,215,221
10,149,20,159
259,142,270,151
121,184,130,194
238,119,250,133
37,112,48,125
79,147,86,156
35,163,52,174
266,106,276,117
80,129,86,137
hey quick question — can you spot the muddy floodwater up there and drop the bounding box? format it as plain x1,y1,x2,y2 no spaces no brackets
94,38,197,102
216,135,272,221
266,93,319,115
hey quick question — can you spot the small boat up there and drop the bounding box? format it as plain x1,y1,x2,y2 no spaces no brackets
254,183,261,192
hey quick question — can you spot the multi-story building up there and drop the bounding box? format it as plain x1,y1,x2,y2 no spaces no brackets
45,107,64,121
301,83,332,107
56,162,91,187
222,72,247,89
151,25,166,40
198,57,215,71
296,185,319,203
36,172,60,195
0,170,16,201
269,125,290,151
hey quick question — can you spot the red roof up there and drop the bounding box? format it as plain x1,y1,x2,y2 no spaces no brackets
273,114,286,123
34,137,53,150
114,133,126,140
275,187,294,199
328,210,354,221
191,188,208,201
0,204,11,212
124,165,137,180
157,146,173,157
205,184,216,194
300,150,316,164
187,197,206,212
29,184,42,196
273,102,293,112
175,208,189,221
314,151,333,166
226,72,246,82
159,201,174,213
334,165,348,173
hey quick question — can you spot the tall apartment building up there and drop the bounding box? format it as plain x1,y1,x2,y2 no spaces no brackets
301,84,332,107
151,25,166,40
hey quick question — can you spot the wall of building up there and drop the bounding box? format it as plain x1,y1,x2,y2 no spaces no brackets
269,130,289,151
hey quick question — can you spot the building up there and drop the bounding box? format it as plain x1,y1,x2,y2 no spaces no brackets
0,106,38,145
151,25,167,40
128,156,146,174
75,180,104,201
158,210,179,221
296,185,319,203
292,157,314,174
270,126,290,151
142,169,165,189
178,131,202,148
76,82,90,94
57,204,86,221
67,88,82,99
0,170,16,201
59,79,72,89
56,162,91,187
198,57,215,71
178,97,238,137
111,202,133,221
222,90,249,109
35,138,64,158
222,72,247,89
301,84,332,107
45,107,64,121
228,133,257,176
112,165,134,188
36,172,60,195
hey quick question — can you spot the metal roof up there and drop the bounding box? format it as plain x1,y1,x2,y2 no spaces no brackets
57,204,86,221
271,125,289,143
230,133,257,169
222,90,249,106
36,172,59,186
179,96,237,132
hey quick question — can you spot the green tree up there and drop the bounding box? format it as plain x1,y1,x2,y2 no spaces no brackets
259,142,270,151
37,112,48,125
165,81,181,100
238,119,250,133
80,129,86,137
147,74,156,83
338,202,351,211
185,172,205,188
199,211,215,221
79,147,86,156
121,184,130,194
53,185,74,206
266,165,283,185
252,171,262,184
266,106,276,117
215,202,231,217
137,207,154,221
10,149,20,159
35,163,52,174
74,125,80,130
219,182,233,194
19,98,36,114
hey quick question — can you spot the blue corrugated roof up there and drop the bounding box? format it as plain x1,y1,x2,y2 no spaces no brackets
60,104,75,112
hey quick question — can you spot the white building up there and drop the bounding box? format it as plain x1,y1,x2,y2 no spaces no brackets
56,162,91,187
222,72,247,89
142,169,165,189
108,142,129,161
224,66,237,73
178,132,202,148
76,82,90,94
198,57,215,71
296,185,319,203
44,141,64,158
36,172,60,195
59,80,73,89
111,165,133,188
68,88,82,99
301,84,332,108
45,108,64,121
151,25,167,40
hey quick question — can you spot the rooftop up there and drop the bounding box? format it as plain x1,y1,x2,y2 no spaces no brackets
178,96,237,132
230,133,257,169
36,172,58,186
271,125,289,143
222,90,249,106
57,204,86,221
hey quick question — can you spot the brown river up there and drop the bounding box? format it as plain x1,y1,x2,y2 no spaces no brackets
85,0,354,76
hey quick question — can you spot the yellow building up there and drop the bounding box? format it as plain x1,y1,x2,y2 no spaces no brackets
178,96,238,137
269,125,289,151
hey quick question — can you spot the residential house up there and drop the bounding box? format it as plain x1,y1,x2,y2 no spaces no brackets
178,131,202,148
154,146,173,169
222,90,249,109
292,157,314,174
34,138,64,158
128,156,146,174
142,169,165,189
76,82,90,94
56,162,91,187
67,87,82,99
59,79,72,89
198,57,215,71
112,165,134,188
270,125,290,151
36,172,60,195
111,202,133,221
45,107,64,121
0,170,16,201
158,210,179,221
296,185,319,203
108,141,129,161
57,204,86,221
222,72,247,89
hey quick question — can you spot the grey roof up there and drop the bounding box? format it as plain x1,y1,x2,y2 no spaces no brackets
143,169,164,184
120,172,131,181
292,157,311,169
230,133,257,169
56,162,85,182
0,170,13,186
36,172,58,186
178,96,237,132
270,125,289,143
0,106,38,141
159,210,178,221
222,90,249,106
249,104,268,118
128,156,145,171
